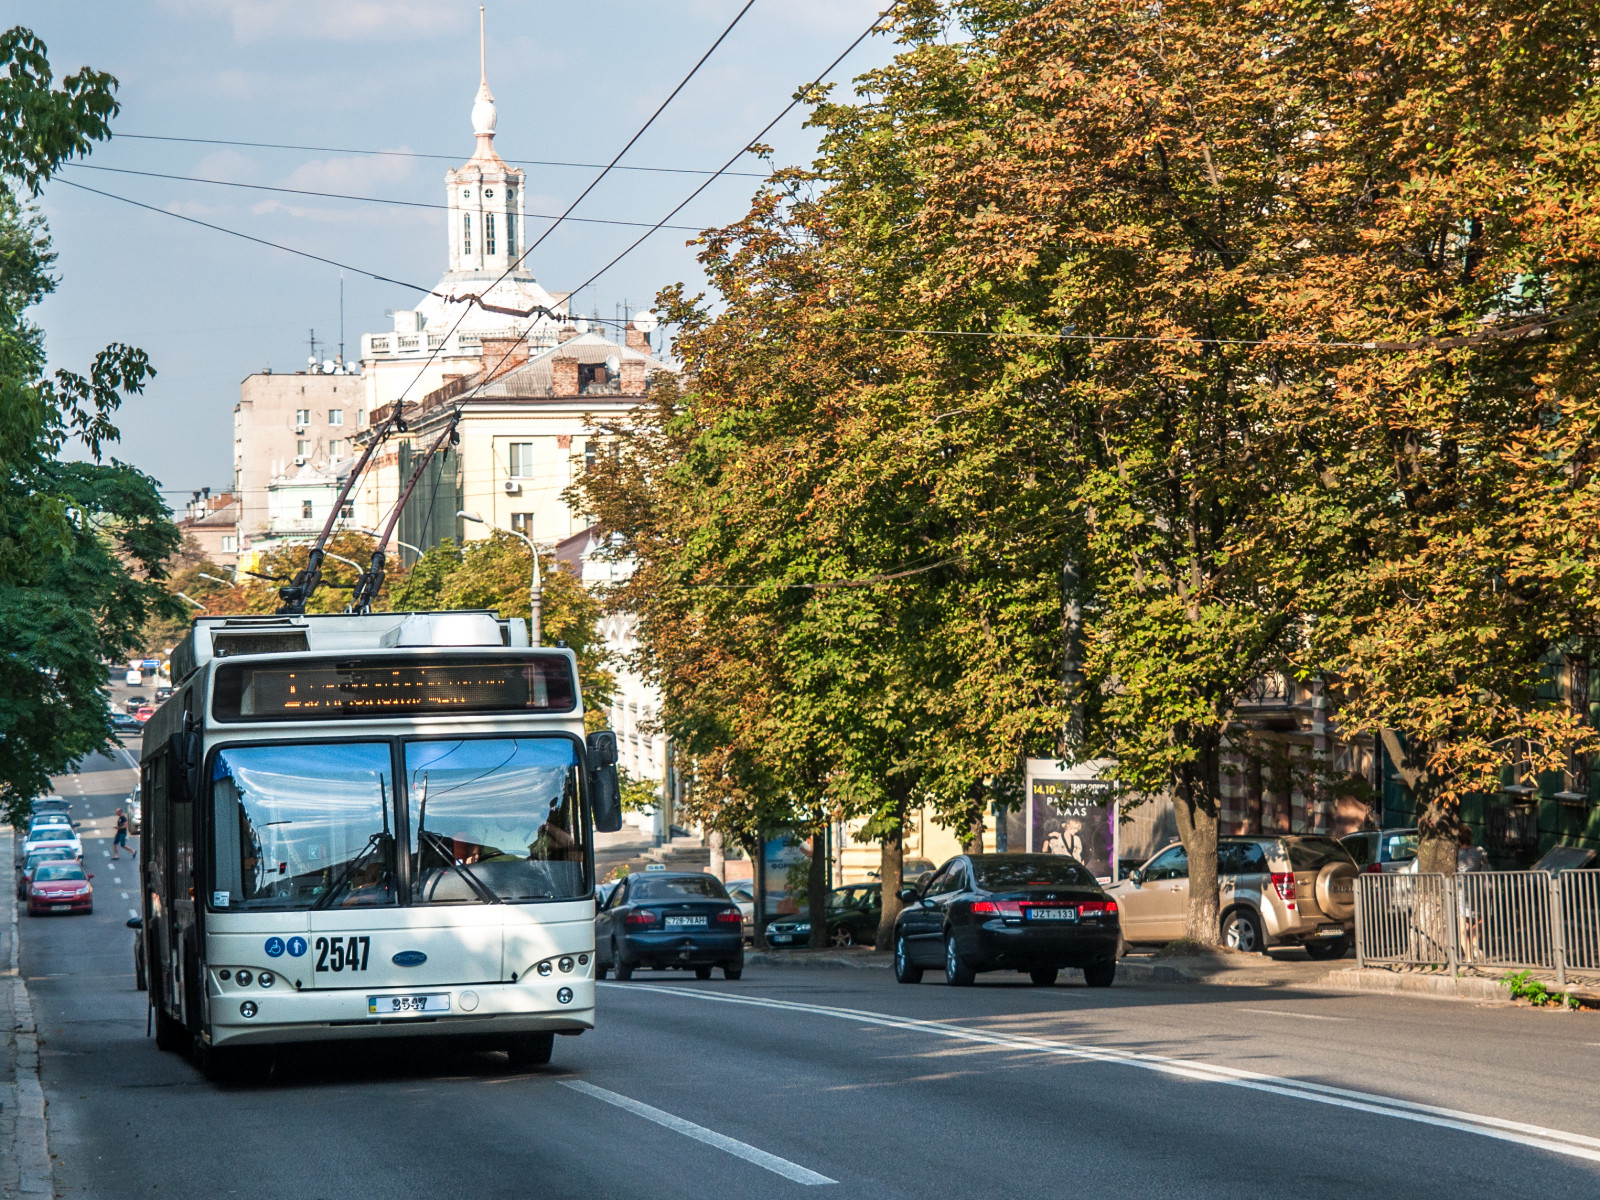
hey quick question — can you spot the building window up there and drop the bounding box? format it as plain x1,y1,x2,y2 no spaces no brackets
295,408,311,425
506,213,516,256
485,213,496,255
463,213,472,255
341,502,354,520
584,442,596,473
328,439,344,458
300,500,313,519
221,535,237,553
508,442,534,477
296,439,310,457
511,513,534,535
357,410,367,427
328,410,343,426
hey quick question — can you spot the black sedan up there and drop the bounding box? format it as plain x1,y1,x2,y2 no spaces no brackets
893,854,1120,987
596,872,744,981
765,884,882,948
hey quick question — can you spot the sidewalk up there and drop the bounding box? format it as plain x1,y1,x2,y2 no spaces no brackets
2,826,53,1197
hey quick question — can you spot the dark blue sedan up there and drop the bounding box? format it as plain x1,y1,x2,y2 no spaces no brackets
596,872,745,981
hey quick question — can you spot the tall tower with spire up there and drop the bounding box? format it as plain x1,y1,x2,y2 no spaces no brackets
446,6,528,277
360,6,568,415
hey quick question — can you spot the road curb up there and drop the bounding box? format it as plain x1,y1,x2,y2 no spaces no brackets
745,951,890,970
2,826,54,1196
1319,967,1510,1003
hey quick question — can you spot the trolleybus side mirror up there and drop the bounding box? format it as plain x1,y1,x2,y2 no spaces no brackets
167,729,202,802
585,731,623,834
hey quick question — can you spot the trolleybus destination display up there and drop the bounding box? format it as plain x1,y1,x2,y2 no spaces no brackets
212,654,577,720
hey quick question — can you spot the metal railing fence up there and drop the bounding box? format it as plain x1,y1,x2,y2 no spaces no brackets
1356,869,1600,989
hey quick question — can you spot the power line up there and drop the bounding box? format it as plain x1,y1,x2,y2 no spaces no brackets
54,177,439,295
562,1,907,299
113,132,768,179
518,0,762,265
61,163,705,232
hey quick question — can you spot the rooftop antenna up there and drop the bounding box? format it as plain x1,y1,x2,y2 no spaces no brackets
479,6,487,85
339,270,345,364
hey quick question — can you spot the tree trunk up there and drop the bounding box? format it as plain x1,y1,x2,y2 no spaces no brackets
707,829,725,881
1377,728,1456,874
807,828,828,949
1172,733,1223,945
959,782,985,854
875,817,905,951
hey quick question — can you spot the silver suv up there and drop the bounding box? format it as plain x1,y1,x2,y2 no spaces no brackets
1107,835,1358,958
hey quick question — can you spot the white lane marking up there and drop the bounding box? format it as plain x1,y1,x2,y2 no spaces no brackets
127,908,138,918
560,1080,835,1186
608,983,1600,1165
1237,1008,1350,1022
120,892,129,899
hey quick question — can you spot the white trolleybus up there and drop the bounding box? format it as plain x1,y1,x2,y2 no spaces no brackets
138,609,622,1080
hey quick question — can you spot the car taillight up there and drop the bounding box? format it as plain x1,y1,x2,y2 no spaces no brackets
624,910,660,925
1078,900,1118,916
1364,863,1383,874
1272,872,1297,902
714,909,742,924
973,900,1023,916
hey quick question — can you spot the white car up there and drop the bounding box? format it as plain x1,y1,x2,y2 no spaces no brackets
125,668,142,686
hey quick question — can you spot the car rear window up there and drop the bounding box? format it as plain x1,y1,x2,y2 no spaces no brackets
1217,841,1270,875
1380,832,1419,863
974,858,1096,889
1288,837,1356,871
629,876,729,901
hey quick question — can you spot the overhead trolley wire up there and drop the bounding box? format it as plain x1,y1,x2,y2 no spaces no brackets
60,162,705,232
112,132,769,179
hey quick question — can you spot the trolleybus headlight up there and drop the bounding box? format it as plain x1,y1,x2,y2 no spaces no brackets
218,969,231,981
259,972,275,988
239,1001,258,1018
577,954,589,966
537,962,553,976
558,956,574,973
556,987,573,1004
236,969,253,986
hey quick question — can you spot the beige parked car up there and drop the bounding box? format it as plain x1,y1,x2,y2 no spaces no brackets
1108,835,1359,959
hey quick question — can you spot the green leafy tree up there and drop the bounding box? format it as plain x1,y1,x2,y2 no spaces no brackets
0,28,179,821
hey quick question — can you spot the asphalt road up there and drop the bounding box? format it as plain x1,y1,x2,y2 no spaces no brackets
19,745,1600,1199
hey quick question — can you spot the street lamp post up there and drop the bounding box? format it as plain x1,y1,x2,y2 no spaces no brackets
457,510,543,646
197,572,233,588
175,592,206,611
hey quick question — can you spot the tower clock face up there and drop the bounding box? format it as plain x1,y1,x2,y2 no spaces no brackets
485,189,494,198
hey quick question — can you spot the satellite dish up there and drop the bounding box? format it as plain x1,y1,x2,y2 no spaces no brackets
308,355,317,366
604,355,620,376
631,309,658,335
323,359,336,374
575,317,589,334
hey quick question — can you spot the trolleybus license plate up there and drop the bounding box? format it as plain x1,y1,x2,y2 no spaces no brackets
369,993,451,1016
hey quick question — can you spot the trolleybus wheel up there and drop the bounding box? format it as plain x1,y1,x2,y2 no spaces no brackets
154,1008,186,1053
506,1032,554,1070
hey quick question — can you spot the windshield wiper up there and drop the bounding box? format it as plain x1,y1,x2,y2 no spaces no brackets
313,831,390,909
413,772,500,905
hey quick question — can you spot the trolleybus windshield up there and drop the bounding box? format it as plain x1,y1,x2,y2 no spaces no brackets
208,737,589,912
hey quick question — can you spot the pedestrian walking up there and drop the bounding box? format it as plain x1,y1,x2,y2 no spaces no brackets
113,806,137,861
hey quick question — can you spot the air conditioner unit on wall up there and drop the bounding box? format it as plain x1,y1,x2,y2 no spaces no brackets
504,480,523,495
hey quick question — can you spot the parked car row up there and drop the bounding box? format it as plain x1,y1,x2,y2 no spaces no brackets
12,799,94,917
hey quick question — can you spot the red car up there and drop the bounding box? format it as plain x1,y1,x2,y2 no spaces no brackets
28,862,93,916
134,705,155,724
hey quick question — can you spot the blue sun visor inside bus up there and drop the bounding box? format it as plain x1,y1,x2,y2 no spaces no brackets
212,654,577,721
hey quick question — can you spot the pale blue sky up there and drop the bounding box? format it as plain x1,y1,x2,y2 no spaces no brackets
19,0,898,497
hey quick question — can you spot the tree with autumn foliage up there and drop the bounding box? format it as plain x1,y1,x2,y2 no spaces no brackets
581,0,1600,950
